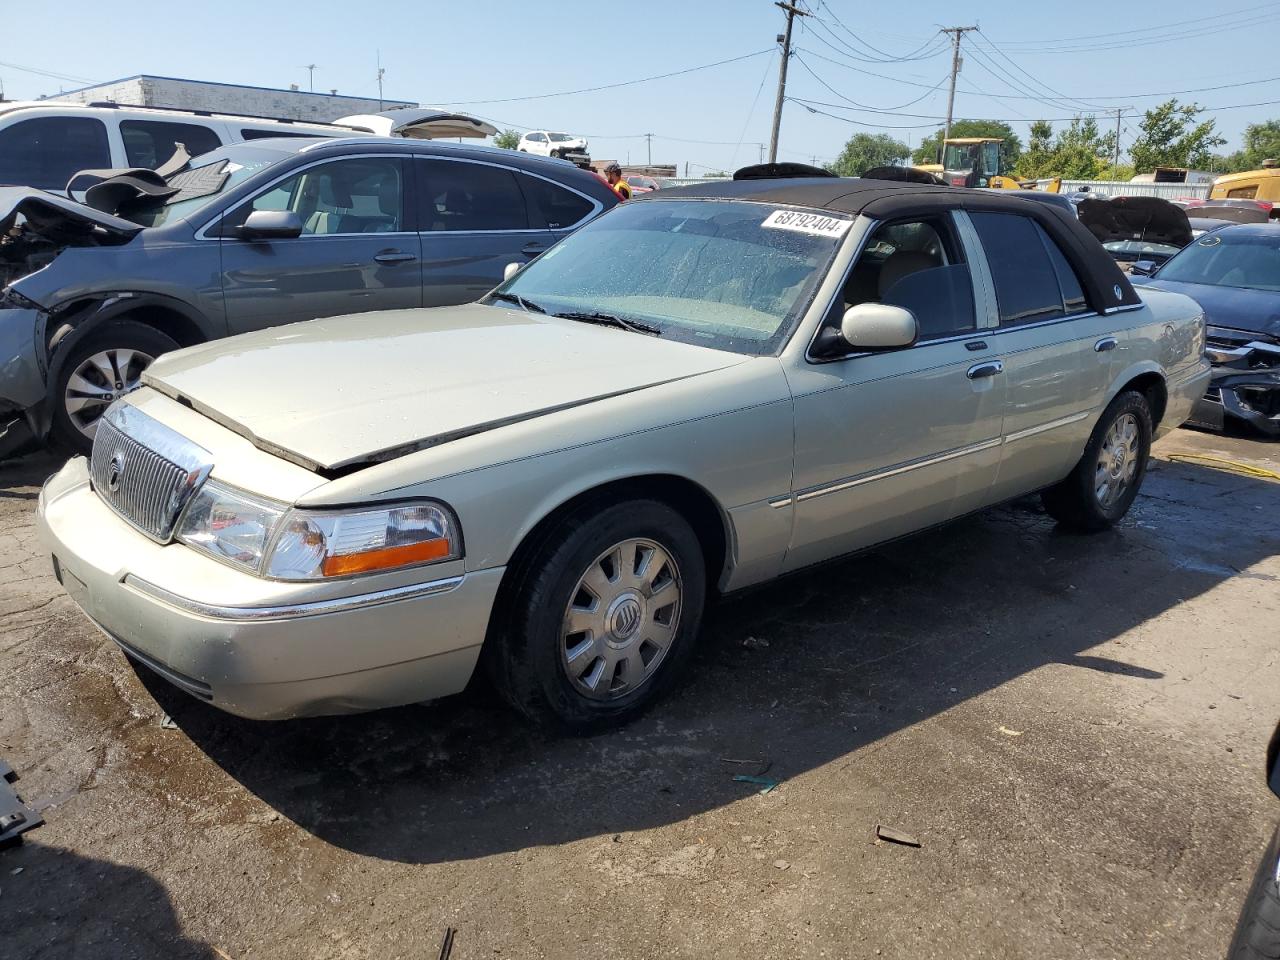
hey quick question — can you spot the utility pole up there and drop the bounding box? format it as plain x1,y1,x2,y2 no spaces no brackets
1108,107,1131,178
645,132,653,166
768,1,808,164
940,26,978,160
376,51,385,111
759,143,766,164
303,64,316,92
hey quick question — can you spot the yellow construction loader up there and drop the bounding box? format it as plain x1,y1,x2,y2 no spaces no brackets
916,137,1061,192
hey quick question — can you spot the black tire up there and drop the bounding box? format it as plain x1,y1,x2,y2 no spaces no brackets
1227,823,1280,960
49,320,179,456
487,499,707,732
1041,389,1152,532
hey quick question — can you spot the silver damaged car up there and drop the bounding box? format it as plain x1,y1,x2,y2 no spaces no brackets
37,178,1212,730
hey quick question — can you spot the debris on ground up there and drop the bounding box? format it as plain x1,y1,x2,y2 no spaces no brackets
438,926,456,960
0,759,44,849
720,757,772,776
733,774,781,795
773,859,790,870
997,726,1024,737
741,636,770,649
160,714,178,730
211,947,236,960
875,825,921,848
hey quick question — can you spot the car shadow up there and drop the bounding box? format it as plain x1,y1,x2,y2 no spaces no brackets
127,457,1280,865
0,450,64,495
6,841,219,959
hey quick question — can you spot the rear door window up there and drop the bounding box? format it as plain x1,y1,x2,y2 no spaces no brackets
120,120,222,168
519,174,594,230
417,159,528,232
1038,224,1088,313
969,211,1068,326
0,116,110,189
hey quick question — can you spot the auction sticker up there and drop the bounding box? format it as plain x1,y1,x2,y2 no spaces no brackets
761,209,852,238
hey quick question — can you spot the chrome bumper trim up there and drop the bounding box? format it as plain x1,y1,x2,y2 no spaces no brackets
123,574,465,622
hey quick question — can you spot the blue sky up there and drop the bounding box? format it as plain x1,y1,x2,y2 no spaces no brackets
2,0,1277,171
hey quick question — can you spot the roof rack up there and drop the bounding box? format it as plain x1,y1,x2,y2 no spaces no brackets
83,100,365,131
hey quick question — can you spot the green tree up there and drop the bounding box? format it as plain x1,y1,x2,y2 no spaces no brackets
1128,99,1225,173
1014,120,1055,179
493,129,521,150
1219,119,1280,172
912,120,1022,170
826,132,910,177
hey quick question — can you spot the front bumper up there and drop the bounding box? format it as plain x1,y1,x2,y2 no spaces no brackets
37,458,503,720
1188,334,1280,437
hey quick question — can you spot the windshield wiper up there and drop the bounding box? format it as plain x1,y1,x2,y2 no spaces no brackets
489,291,546,314
555,310,661,336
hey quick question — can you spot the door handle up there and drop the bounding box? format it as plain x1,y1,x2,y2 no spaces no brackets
967,360,1004,380
521,242,548,256
1094,337,1118,352
374,251,417,263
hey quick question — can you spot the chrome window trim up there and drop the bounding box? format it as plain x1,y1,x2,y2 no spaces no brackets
952,210,1000,330
123,573,465,622
193,151,414,240
414,154,604,232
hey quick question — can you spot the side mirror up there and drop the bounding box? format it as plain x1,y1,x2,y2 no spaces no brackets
503,262,522,282
239,209,304,240
841,302,918,350
1130,260,1157,277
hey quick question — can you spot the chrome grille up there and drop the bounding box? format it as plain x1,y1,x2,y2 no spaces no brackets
89,403,214,542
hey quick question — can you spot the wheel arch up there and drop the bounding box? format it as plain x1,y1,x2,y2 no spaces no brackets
1106,361,1168,428
43,293,210,363
493,473,735,613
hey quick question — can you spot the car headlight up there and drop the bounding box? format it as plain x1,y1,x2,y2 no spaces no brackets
264,502,461,580
177,481,462,580
178,480,286,573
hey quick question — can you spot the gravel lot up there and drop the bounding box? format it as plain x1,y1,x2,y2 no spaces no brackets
2,428,1278,960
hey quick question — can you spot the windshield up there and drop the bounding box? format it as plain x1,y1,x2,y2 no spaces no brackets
1157,232,1280,290
492,199,849,355
548,133,576,143
127,143,298,228
1104,239,1182,258
942,143,976,172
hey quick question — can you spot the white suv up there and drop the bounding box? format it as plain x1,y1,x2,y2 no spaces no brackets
518,131,589,160
0,101,349,191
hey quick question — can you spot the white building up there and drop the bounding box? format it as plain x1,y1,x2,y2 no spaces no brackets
46,75,414,123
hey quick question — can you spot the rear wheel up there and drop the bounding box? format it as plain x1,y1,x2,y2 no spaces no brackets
488,499,707,732
1041,390,1152,532
49,321,178,455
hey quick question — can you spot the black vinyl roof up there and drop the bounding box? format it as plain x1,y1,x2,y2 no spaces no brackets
648,176,1143,311
655,176,934,214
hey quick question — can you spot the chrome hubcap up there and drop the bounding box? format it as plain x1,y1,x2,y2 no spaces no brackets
64,348,154,439
1095,412,1140,510
560,537,682,700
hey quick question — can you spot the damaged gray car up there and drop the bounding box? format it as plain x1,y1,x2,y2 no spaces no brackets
1132,223,1280,437
0,136,617,457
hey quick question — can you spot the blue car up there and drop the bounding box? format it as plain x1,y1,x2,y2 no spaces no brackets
1132,223,1280,437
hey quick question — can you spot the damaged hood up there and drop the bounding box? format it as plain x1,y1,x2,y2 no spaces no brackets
334,109,499,140
1078,196,1193,248
142,304,748,472
0,186,143,243
1137,277,1280,340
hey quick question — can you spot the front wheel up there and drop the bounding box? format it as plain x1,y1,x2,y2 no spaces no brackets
49,320,179,455
1041,389,1153,532
488,499,707,732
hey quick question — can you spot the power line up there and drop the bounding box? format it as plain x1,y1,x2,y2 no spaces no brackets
0,59,96,85
987,2,1278,48
812,0,946,62
973,29,1106,112
792,53,948,112
984,12,1276,54
441,48,774,105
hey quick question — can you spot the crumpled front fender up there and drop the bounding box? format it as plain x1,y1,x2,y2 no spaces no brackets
0,306,46,410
